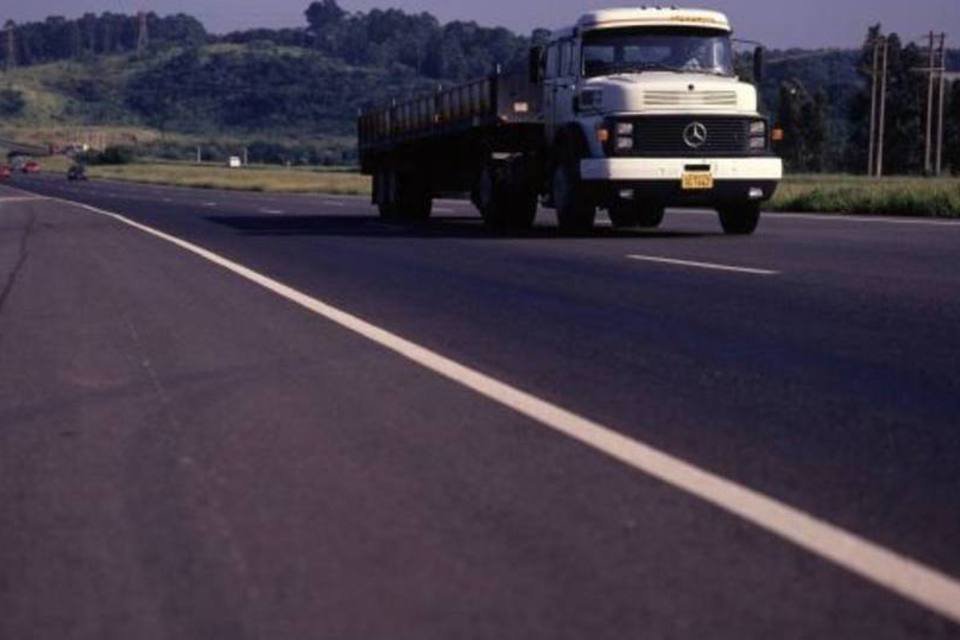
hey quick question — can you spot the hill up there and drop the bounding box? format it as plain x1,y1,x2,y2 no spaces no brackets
0,2,957,172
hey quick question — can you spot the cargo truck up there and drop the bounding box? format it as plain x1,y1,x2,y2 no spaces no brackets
358,7,782,235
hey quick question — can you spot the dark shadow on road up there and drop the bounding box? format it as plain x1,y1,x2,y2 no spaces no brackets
205,214,715,240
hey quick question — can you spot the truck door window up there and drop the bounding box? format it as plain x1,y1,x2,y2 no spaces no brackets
545,45,560,79
560,40,573,77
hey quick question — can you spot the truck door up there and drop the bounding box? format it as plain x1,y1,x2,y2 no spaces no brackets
553,39,579,137
543,42,561,145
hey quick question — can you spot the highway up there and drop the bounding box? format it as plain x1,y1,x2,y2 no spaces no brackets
2,172,960,638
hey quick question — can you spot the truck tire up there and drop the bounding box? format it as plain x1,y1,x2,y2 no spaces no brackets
718,203,761,235
375,168,402,220
552,158,595,236
608,203,665,229
379,169,432,221
477,164,538,232
396,172,433,221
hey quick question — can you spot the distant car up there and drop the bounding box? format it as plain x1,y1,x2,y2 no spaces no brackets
67,165,88,181
23,161,40,174
0,165,11,180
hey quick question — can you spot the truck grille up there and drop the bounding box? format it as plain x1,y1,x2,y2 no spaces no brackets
612,116,758,157
643,90,738,108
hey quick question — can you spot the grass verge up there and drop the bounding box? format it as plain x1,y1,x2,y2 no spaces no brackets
769,175,960,218
35,159,960,217
82,161,371,195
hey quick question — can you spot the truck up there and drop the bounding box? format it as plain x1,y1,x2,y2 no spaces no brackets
358,7,782,235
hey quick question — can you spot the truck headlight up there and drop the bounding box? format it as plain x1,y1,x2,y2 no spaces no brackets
616,122,634,136
749,120,768,151
616,136,634,150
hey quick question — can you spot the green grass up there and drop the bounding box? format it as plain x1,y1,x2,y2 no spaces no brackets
37,158,960,217
81,161,371,195
770,175,960,218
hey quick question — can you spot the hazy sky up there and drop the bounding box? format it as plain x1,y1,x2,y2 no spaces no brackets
2,0,958,49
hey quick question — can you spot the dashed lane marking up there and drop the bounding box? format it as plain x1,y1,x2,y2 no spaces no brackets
627,254,780,276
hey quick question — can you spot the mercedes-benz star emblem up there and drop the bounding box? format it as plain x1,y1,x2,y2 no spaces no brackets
683,122,708,149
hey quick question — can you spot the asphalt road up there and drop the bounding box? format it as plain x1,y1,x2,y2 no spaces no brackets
2,172,960,638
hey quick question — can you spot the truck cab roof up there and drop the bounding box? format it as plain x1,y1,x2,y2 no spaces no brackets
552,7,731,39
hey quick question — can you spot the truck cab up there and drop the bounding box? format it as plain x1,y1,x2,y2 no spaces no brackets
539,8,782,234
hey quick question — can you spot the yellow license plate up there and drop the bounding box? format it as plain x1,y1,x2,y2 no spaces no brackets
682,172,714,190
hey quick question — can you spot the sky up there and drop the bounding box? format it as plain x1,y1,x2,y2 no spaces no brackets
2,0,958,49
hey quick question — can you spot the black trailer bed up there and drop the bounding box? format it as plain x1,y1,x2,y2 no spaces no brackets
358,72,542,162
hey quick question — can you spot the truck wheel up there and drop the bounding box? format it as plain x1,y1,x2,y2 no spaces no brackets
608,203,638,228
608,203,665,229
397,175,433,221
636,205,665,228
477,165,537,231
718,203,761,235
376,169,400,220
552,160,595,236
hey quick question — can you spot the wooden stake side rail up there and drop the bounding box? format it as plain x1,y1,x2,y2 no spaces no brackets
358,72,542,155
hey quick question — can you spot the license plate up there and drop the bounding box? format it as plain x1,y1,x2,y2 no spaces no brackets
682,172,714,190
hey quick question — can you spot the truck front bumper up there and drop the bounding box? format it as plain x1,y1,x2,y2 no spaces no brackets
580,157,783,205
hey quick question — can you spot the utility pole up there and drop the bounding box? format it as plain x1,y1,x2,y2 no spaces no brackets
924,32,935,175
876,36,889,178
137,11,148,55
935,33,947,176
3,20,15,70
867,36,881,176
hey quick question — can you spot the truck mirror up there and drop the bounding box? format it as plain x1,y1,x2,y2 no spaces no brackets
529,46,544,84
753,46,765,85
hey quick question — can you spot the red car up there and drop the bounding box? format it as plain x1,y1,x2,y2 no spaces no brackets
0,165,11,180
23,161,40,174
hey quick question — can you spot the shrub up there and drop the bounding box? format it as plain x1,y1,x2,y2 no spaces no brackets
80,145,138,165
0,89,26,116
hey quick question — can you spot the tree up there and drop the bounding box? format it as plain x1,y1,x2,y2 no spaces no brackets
305,0,346,31
775,80,828,171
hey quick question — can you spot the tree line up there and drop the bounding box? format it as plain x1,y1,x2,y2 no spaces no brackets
0,2,958,173
1,13,206,65
771,27,960,174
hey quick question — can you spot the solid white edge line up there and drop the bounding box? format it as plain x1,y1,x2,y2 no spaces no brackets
673,209,960,227
627,254,779,276
22,189,960,625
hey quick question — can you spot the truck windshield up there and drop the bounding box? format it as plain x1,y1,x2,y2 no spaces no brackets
582,27,734,77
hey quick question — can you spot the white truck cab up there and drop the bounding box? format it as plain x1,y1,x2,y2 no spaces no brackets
359,7,781,235
541,7,782,233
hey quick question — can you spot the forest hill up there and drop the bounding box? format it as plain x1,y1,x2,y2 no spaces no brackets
0,1,958,174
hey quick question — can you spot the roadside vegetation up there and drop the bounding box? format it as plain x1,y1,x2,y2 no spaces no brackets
74,160,371,194
41,157,959,217
769,175,960,218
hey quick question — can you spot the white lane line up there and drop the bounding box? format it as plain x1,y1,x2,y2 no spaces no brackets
771,212,960,227
18,188,960,625
260,208,285,215
202,202,218,207
674,209,960,228
320,200,346,207
0,196,46,203
627,254,779,276
434,207,456,214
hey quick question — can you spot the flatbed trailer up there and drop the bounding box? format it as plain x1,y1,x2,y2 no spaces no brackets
359,70,546,227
